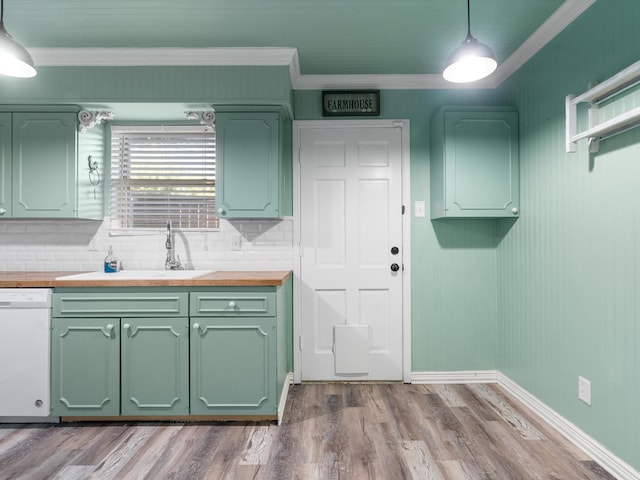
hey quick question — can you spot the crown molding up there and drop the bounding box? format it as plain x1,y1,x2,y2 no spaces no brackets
491,0,598,87
292,74,494,90
30,47,298,67
27,0,596,91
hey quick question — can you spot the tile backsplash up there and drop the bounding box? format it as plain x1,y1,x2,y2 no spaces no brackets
0,217,293,272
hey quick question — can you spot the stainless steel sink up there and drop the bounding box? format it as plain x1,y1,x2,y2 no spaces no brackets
55,270,214,281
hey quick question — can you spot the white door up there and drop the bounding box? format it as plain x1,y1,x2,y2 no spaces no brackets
297,123,405,381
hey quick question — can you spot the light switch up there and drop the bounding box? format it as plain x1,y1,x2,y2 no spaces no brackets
415,201,425,218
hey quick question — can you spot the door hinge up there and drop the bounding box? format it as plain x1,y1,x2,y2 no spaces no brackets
298,242,304,257
299,335,303,350
402,205,405,215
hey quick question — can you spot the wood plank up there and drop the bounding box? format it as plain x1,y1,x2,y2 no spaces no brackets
0,384,618,480
401,440,446,480
239,425,275,465
468,384,545,440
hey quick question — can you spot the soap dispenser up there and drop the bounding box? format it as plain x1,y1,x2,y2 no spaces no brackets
104,246,119,273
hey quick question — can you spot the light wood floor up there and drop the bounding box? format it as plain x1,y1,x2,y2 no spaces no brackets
0,383,615,480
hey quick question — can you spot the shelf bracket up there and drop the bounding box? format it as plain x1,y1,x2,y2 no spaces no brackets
566,60,640,153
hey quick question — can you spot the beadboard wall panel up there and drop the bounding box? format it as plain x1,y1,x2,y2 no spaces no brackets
497,0,640,471
77,122,105,220
0,66,293,107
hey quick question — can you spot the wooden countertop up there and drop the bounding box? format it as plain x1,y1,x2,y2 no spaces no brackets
0,270,292,288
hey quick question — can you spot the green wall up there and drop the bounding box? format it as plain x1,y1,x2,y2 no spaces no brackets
497,0,640,470
295,89,505,371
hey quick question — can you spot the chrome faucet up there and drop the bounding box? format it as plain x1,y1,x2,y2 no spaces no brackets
165,220,183,270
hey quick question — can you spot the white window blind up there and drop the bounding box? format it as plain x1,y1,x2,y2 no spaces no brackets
110,126,218,230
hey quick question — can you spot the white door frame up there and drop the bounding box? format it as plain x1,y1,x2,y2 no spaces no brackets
292,119,412,383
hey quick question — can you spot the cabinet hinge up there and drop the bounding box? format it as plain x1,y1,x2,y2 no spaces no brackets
299,335,303,350
298,242,304,257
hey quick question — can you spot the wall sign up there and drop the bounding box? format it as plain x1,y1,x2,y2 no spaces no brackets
322,90,380,117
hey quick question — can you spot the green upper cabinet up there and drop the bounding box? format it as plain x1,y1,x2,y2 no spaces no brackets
0,109,103,220
0,113,10,217
215,111,281,218
430,107,520,219
12,112,78,218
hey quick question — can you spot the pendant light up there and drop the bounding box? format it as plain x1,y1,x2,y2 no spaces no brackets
443,0,496,83
0,0,36,78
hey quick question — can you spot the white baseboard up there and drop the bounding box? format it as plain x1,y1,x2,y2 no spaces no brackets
497,373,639,480
410,370,639,479
411,370,498,384
277,372,294,426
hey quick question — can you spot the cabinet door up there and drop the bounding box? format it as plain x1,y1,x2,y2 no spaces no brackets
444,110,519,217
0,113,11,217
12,112,77,218
216,112,280,218
51,318,120,416
431,109,519,218
121,317,189,416
190,317,276,416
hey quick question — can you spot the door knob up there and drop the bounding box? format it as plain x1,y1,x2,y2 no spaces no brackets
390,246,399,255
390,263,400,272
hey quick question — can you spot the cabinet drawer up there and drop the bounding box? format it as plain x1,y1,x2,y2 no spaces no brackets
191,291,276,316
53,292,188,317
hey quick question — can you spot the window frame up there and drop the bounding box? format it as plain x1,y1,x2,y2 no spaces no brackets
108,124,219,232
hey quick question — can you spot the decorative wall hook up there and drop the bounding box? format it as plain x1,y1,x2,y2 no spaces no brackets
78,111,114,132
185,111,216,129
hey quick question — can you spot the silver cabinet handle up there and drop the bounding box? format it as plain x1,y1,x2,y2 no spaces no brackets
103,323,114,337
0,208,6,215
228,301,236,308
511,207,519,214
193,323,205,335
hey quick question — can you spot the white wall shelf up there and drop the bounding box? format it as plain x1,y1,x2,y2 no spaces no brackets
566,60,640,153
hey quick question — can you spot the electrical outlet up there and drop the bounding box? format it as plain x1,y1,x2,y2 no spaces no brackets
578,376,591,406
231,235,242,251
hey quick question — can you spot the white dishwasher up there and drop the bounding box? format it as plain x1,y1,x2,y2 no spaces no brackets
0,288,54,420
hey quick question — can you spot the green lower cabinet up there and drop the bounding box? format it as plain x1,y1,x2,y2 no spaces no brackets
51,316,189,417
120,317,189,416
51,283,292,420
51,318,120,416
190,317,277,416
